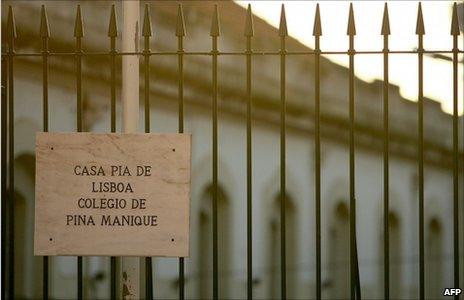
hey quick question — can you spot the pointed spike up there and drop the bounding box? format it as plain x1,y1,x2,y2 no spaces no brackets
279,4,288,37
74,5,84,37
142,4,152,37
313,4,322,36
7,6,17,39
451,2,460,35
415,2,425,35
108,4,118,37
210,5,220,37
381,3,390,35
244,4,254,37
40,5,50,38
176,4,186,37
347,3,356,35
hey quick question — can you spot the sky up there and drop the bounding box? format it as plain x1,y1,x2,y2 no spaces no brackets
235,1,463,115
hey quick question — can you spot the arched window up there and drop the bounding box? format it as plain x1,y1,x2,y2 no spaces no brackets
11,154,42,299
268,192,297,299
388,212,402,299
12,190,27,298
197,184,231,299
328,201,350,299
426,217,443,300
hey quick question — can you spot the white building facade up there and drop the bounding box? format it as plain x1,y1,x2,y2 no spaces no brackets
2,1,462,299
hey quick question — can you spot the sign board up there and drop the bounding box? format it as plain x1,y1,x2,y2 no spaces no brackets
34,132,191,257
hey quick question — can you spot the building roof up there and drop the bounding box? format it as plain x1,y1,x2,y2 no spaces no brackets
1,0,460,168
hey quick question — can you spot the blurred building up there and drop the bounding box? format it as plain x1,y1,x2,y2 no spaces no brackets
1,1,462,299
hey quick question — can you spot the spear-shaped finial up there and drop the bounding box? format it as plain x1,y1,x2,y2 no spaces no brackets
347,3,356,35
244,4,254,37
279,4,288,37
451,2,459,35
176,4,186,37
416,2,425,35
74,5,84,38
108,4,118,37
40,5,50,37
313,4,322,36
381,3,390,35
7,6,17,39
142,4,152,37
210,5,220,37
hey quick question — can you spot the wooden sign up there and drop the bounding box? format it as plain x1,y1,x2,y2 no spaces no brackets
34,132,191,257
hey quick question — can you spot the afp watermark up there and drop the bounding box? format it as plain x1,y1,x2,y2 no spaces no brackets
444,288,462,296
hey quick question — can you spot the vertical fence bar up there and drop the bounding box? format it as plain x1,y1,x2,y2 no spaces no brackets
177,6,185,135
176,5,186,299
40,9,49,133
142,4,153,299
278,5,287,300
312,5,322,299
75,5,83,132
210,5,220,299
346,4,359,299
39,5,51,299
108,5,118,299
1,56,5,299
143,4,151,135
381,4,390,300
244,4,254,300
109,5,117,134
1,48,6,300
73,5,84,299
415,4,425,299
451,3,460,299
1,8,13,297
7,6,16,300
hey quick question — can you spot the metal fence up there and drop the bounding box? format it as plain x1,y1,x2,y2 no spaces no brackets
1,2,463,300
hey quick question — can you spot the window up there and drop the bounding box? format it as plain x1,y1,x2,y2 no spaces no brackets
389,212,402,299
197,184,231,299
268,192,297,299
11,154,42,299
426,217,443,300
328,201,350,299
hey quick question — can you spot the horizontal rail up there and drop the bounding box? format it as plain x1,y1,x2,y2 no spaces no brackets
2,49,463,57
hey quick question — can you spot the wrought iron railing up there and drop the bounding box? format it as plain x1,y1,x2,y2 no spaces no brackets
1,2,463,300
